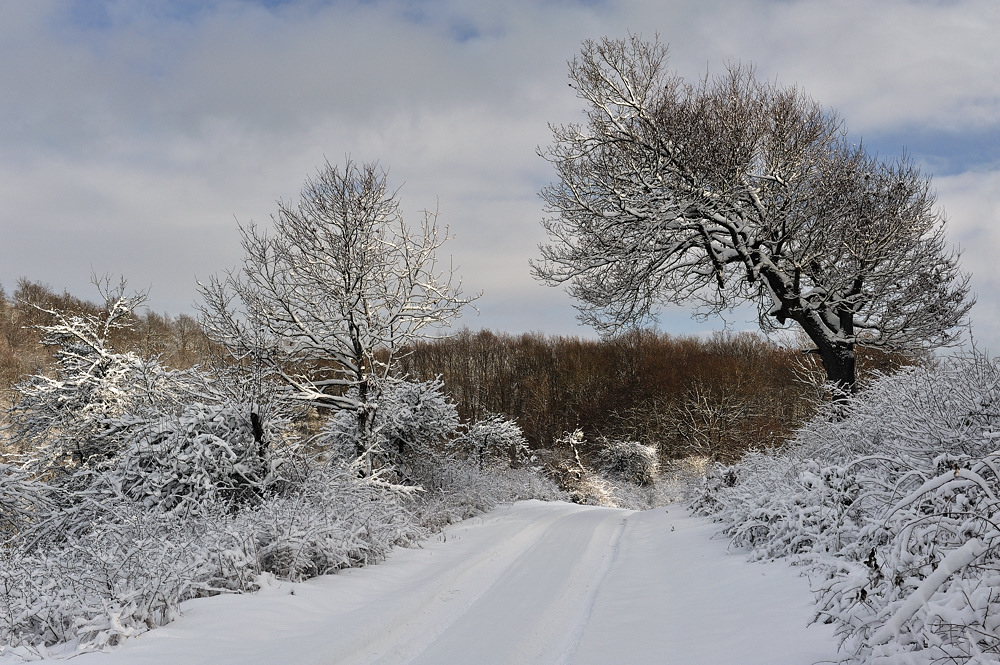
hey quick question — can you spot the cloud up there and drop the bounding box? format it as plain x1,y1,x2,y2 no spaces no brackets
628,0,1000,137
935,169,1000,347
0,0,996,348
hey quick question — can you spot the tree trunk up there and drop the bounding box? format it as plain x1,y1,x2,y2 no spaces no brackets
356,378,374,477
817,342,856,399
790,311,857,398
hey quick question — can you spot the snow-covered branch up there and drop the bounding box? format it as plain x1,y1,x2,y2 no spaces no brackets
199,159,478,474
534,36,973,391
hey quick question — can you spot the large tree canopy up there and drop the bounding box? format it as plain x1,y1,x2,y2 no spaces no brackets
533,36,973,391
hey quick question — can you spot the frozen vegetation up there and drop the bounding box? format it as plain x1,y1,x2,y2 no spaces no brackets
0,282,679,660
0,284,564,657
0,457,572,660
1,501,840,665
693,350,1000,664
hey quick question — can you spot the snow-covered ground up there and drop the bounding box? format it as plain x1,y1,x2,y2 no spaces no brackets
20,500,840,665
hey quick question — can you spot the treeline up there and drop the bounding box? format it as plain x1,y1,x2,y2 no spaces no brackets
2,279,904,462
398,329,823,462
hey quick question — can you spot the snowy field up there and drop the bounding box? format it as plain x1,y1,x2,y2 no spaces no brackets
14,501,839,665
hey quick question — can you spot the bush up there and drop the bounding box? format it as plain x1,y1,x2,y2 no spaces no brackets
114,401,279,514
0,466,426,655
0,463,52,541
7,285,190,475
448,413,532,469
692,351,1000,664
595,438,659,486
406,457,565,530
317,378,459,470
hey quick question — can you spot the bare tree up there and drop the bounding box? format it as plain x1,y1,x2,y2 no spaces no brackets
667,380,759,461
532,36,973,392
199,159,476,472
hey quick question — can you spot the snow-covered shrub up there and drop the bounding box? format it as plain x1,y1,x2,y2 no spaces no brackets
114,401,279,514
595,437,659,486
658,456,711,500
8,285,191,475
0,453,570,657
229,465,426,581
448,413,532,469
692,453,864,560
380,378,459,460
0,462,52,540
406,457,565,529
317,377,459,469
11,354,188,474
9,359,296,547
0,415,569,659
810,453,1000,663
692,351,1000,664
0,503,221,653
545,429,616,506
593,475,681,510
0,465,428,655
542,431,678,510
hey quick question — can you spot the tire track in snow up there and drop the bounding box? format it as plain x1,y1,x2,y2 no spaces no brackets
328,503,625,665
552,512,628,665
398,507,629,665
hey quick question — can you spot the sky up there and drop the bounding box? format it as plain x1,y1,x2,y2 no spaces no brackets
1,0,998,348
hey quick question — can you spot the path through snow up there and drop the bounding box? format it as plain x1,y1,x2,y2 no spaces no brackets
40,501,840,664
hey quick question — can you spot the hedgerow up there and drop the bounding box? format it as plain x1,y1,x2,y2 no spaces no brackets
692,351,1000,664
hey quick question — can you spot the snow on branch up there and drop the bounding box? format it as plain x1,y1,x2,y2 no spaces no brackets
535,35,972,391
692,350,1000,663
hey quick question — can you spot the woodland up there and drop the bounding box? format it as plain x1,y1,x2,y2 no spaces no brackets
0,277,902,465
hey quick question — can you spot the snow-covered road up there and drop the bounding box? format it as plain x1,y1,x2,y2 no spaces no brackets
52,501,840,665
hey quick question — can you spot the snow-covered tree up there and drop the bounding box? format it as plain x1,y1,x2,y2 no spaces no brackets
200,159,476,473
318,378,458,471
7,279,187,475
595,438,658,486
667,379,761,460
449,413,531,470
533,36,972,392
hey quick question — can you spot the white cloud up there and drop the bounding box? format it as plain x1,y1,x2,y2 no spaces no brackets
620,0,1000,135
935,169,1000,348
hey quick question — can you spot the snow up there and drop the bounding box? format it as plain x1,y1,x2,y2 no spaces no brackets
689,353,1000,663
14,501,839,665
870,537,992,647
